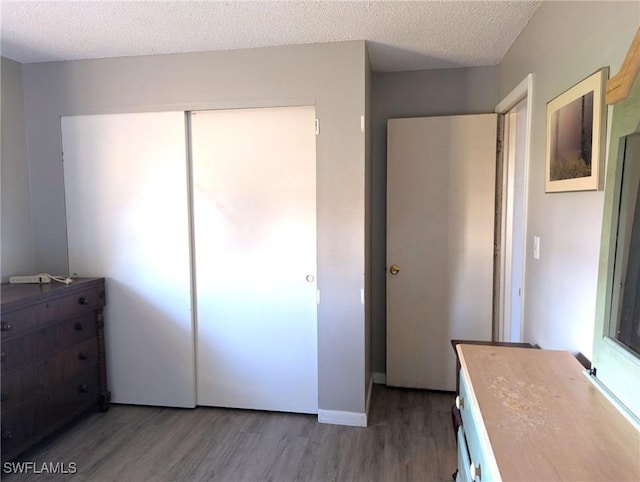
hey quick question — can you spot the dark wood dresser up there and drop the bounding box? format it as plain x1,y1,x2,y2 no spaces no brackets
1,278,109,461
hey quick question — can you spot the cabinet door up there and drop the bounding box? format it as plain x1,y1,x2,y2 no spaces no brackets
191,106,318,414
62,112,195,407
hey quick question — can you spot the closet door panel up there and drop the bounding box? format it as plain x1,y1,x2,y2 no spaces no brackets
191,106,318,414
62,112,195,408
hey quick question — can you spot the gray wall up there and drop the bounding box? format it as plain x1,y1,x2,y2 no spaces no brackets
1,56,35,281
11,0,635,406
371,67,499,374
498,1,639,359
20,41,369,414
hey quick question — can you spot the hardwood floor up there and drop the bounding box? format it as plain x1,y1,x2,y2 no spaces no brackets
3,385,456,482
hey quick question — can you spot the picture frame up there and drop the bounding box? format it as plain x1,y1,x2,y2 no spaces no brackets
545,68,609,193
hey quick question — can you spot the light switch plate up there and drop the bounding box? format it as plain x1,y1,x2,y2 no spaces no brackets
533,236,540,260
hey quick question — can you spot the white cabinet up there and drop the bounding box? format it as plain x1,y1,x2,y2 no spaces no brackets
456,344,640,481
456,370,498,481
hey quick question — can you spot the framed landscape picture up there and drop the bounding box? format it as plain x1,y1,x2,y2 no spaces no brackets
545,68,608,192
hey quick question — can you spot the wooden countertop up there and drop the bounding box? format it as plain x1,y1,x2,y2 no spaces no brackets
457,344,640,481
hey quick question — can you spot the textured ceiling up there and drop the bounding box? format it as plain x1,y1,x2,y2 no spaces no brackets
0,1,541,72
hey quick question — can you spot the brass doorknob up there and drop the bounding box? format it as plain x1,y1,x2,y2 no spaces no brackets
389,264,400,275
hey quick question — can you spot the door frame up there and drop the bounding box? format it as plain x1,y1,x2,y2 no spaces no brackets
495,74,533,342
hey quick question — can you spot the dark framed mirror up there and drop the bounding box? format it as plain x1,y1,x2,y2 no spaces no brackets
610,132,640,355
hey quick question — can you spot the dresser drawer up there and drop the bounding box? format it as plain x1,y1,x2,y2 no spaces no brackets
1,313,97,373
2,338,98,413
0,306,38,340
46,338,99,391
1,369,99,458
1,397,49,458
458,369,498,481
46,369,100,424
456,427,473,482
1,363,45,413
1,284,102,341
39,284,103,322
1,325,55,373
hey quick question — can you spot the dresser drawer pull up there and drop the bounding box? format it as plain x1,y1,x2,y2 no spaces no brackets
0,392,8,402
1,431,12,440
470,462,481,480
74,322,84,331
78,384,89,393
1,322,12,332
455,395,464,409
78,296,90,305
78,352,88,360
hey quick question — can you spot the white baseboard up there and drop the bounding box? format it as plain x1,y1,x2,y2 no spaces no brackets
317,374,374,428
318,409,367,427
373,372,387,384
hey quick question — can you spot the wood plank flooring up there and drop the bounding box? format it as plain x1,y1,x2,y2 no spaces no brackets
2,385,456,482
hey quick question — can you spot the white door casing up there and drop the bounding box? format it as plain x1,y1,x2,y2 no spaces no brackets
500,99,528,342
496,74,533,343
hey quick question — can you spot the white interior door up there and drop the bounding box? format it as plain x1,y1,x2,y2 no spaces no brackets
191,106,318,414
62,112,195,407
386,114,497,391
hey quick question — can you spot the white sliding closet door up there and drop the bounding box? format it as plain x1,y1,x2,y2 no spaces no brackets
191,106,318,414
62,112,195,407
